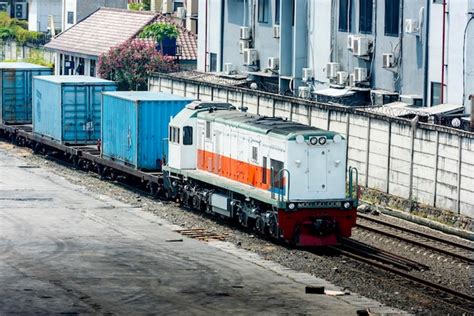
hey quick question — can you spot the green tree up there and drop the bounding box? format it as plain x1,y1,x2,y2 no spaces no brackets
139,22,179,55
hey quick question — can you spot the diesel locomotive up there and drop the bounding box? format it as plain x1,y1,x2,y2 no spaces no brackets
163,101,359,246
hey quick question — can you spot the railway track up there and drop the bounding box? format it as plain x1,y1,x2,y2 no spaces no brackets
335,238,474,312
356,213,474,264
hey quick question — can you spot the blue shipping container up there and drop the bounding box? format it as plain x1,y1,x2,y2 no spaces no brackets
33,76,117,144
101,91,193,170
0,62,52,124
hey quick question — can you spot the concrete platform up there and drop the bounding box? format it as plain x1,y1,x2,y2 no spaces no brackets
0,146,402,315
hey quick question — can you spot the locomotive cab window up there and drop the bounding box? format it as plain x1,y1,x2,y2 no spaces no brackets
183,126,193,145
169,126,180,144
270,159,284,189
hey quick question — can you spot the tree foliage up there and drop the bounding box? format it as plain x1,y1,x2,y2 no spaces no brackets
139,22,179,43
98,40,179,91
0,12,42,44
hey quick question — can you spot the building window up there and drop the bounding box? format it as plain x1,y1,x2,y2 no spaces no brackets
67,11,74,24
258,0,268,23
206,121,211,139
359,0,373,34
274,0,280,25
338,0,353,32
76,58,85,75
90,60,96,77
209,53,217,72
183,126,193,145
384,0,400,37
431,82,442,106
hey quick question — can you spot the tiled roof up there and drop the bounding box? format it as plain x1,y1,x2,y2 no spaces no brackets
45,8,197,60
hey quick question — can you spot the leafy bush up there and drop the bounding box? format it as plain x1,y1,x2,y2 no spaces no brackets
24,49,54,68
98,40,179,91
128,3,144,11
0,12,42,44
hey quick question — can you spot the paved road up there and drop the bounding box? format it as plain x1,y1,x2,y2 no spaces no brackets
0,146,362,315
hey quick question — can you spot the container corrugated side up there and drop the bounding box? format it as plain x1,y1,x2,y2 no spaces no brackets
101,95,191,170
0,68,52,124
33,77,117,144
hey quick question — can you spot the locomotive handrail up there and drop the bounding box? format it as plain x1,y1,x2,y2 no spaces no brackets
348,166,359,200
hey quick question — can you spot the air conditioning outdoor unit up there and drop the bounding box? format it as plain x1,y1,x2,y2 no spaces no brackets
371,90,399,106
0,2,8,12
326,62,340,79
347,35,355,50
239,40,250,54
336,71,348,85
240,26,251,40
223,63,235,75
162,0,174,14
243,48,259,66
352,36,370,57
272,25,280,38
405,19,419,35
302,68,314,82
267,57,279,70
382,53,395,68
354,67,368,82
298,86,311,99
349,73,355,87
176,7,186,19
400,95,423,107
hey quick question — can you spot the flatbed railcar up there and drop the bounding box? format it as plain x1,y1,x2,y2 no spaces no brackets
0,101,359,247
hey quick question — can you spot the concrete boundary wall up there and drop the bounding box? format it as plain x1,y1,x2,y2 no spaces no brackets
149,74,474,218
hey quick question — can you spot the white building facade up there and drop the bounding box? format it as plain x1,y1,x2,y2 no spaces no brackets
198,0,474,113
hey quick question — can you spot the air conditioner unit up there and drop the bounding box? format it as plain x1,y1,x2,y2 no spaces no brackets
347,35,355,50
243,48,258,66
240,26,251,40
223,63,235,75
353,36,370,57
298,86,311,99
405,19,419,35
371,90,399,106
268,57,279,70
354,67,368,82
0,2,8,12
272,25,280,38
176,7,186,19
336,71,348,85
400,95,423,107
349,74,355,87
302,68,314,82
382,53,395,68
239,40,250,54
326,62,340,79
162,0,174,14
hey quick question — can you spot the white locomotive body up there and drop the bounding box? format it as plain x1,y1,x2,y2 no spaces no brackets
164,102,358,246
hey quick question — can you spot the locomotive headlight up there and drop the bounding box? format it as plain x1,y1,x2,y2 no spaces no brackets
309,137,318,145
344,202,351,209
333,134,342,144
288,203,296,210
319,137,327,145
